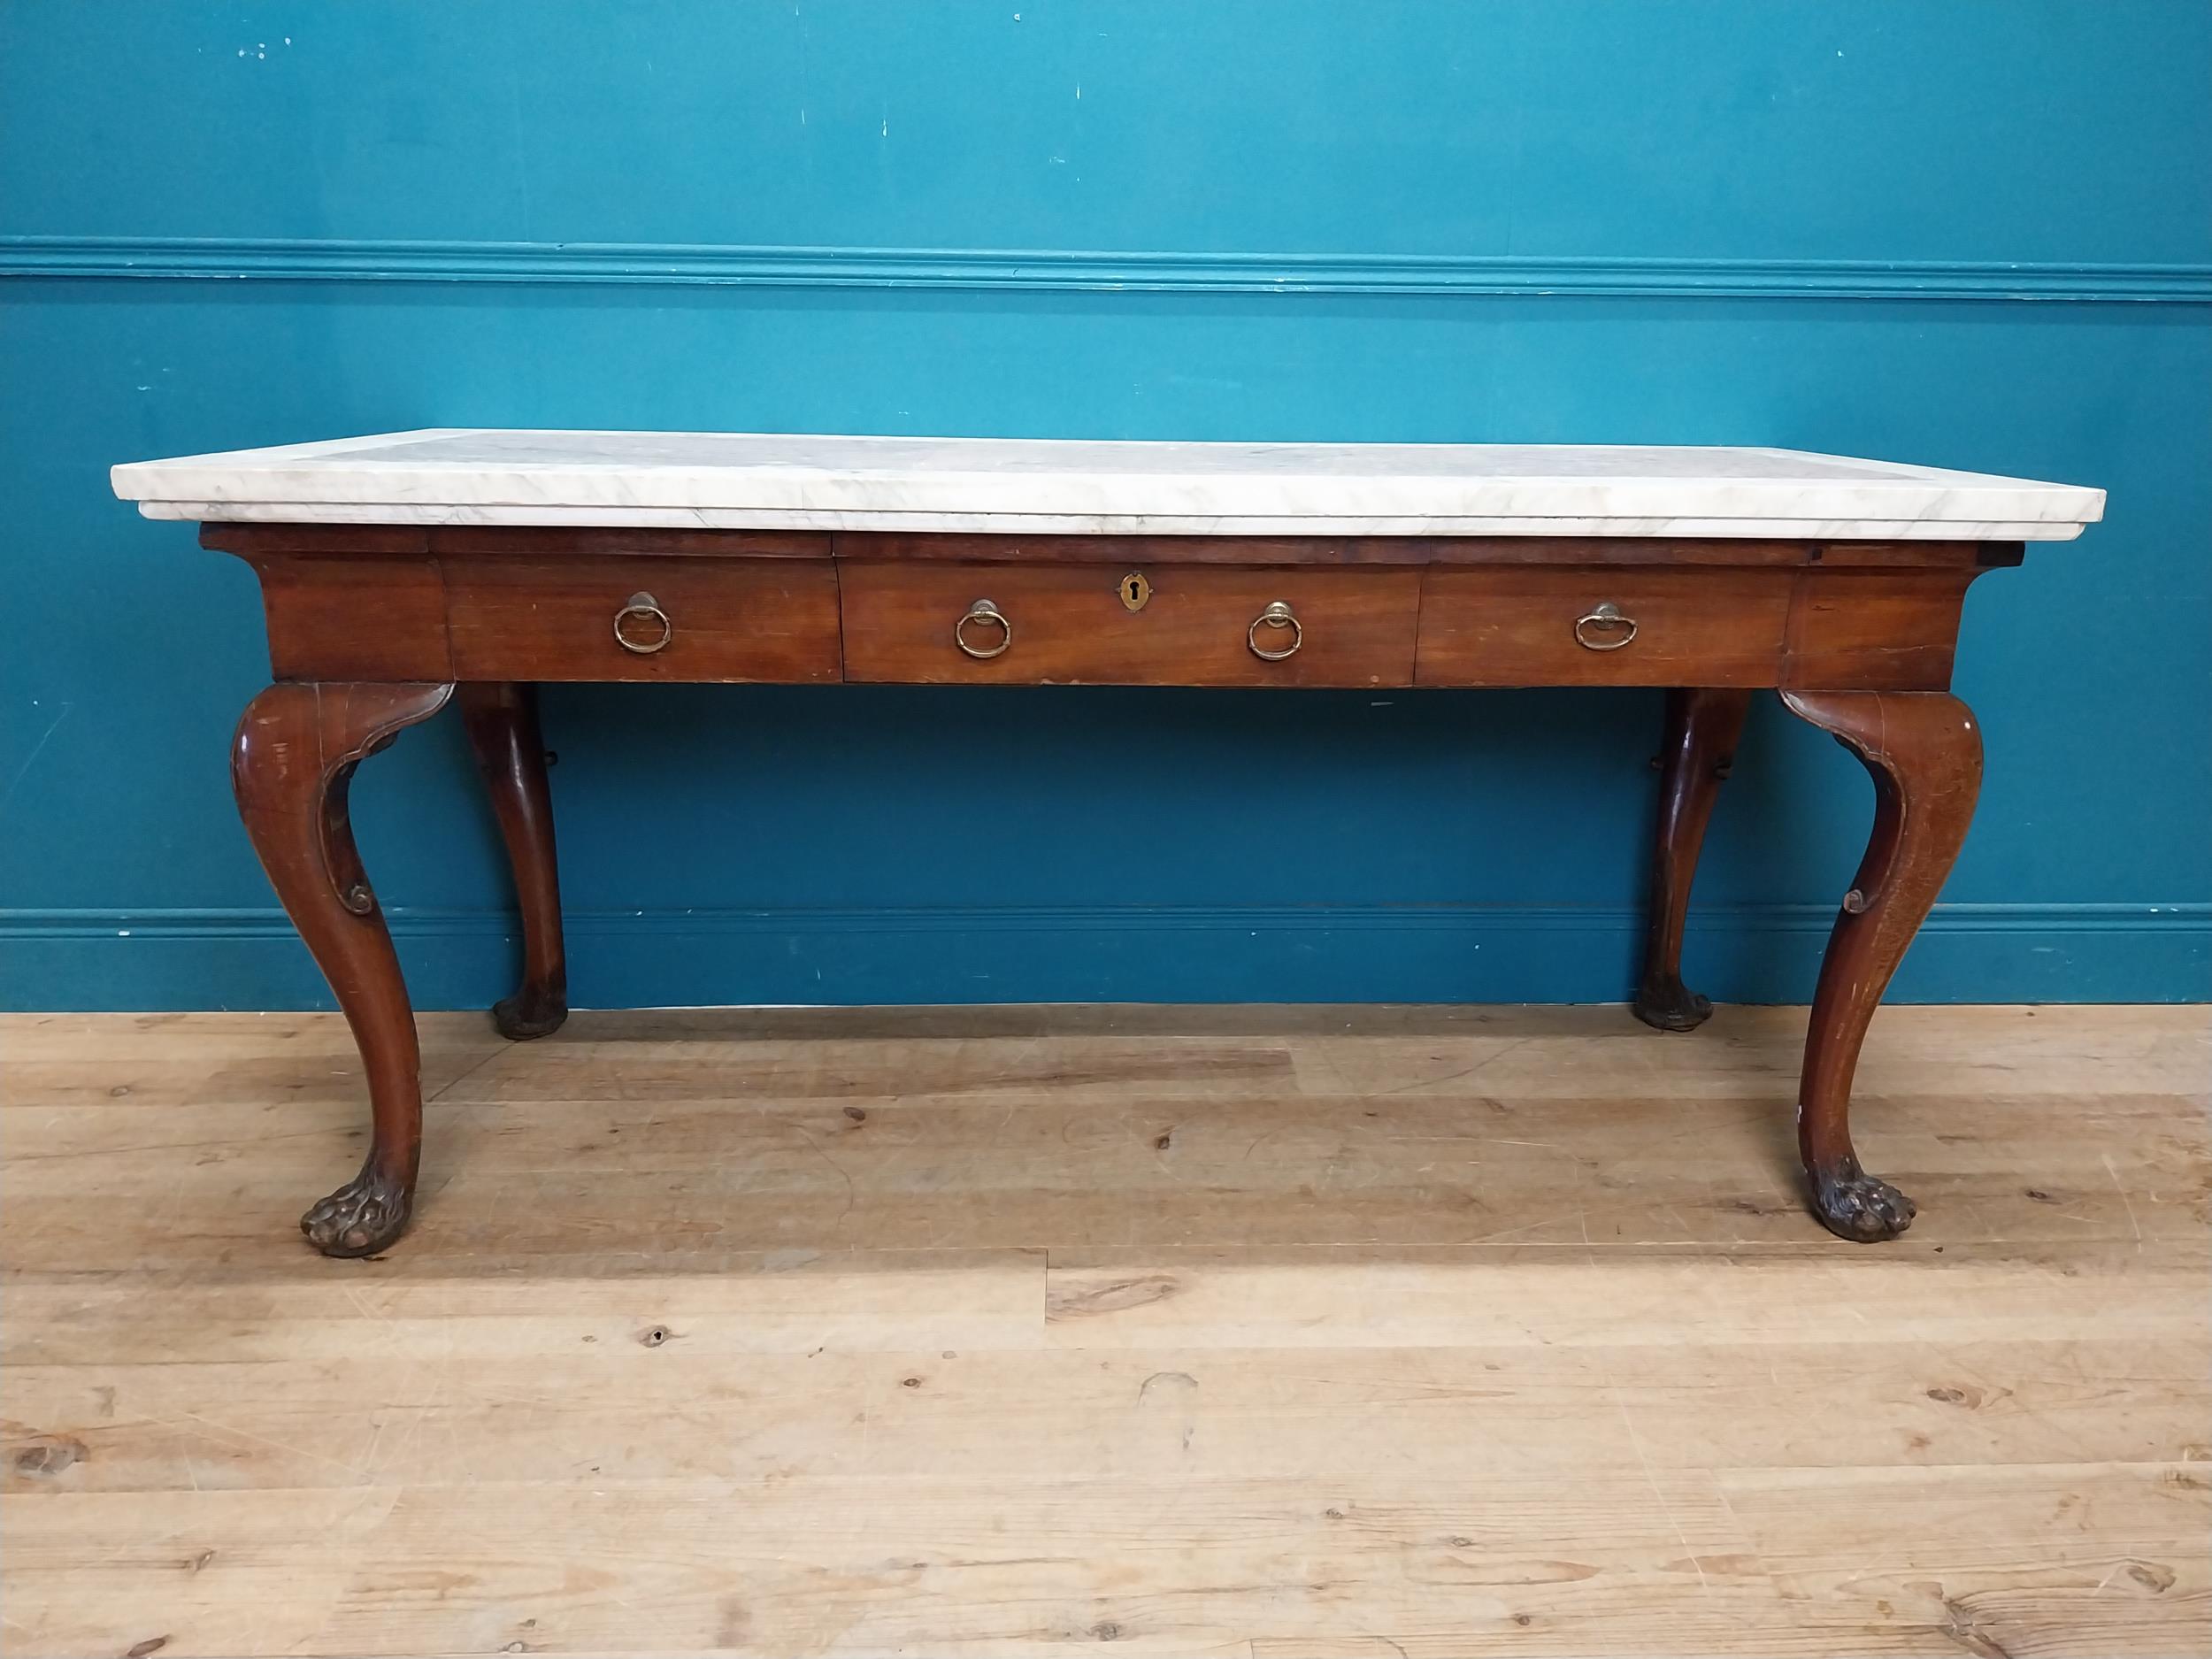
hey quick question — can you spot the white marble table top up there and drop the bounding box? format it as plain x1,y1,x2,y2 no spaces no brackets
111,430,2104,539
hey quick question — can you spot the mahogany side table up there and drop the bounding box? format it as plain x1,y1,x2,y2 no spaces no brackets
112,433,2104,1255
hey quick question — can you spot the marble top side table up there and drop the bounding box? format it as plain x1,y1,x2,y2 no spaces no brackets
113,433,2104,1255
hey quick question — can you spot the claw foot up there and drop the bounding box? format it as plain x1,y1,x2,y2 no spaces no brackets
301,1165,412,1257
1632,973,1714,1033
1808,1157,1916,1242
492,982,567,1041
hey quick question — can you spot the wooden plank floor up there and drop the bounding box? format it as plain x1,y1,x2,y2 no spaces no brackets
2,1002,2207,1658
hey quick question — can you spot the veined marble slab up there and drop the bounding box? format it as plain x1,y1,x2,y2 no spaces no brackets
112,430,2105,539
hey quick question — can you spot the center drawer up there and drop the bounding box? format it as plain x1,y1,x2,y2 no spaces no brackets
840,562,1423,687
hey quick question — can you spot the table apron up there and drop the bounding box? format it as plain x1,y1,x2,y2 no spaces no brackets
227,541,1996,693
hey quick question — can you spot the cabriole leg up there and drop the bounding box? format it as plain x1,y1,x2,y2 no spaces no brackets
1633,687,1752,1031
1780,689,1982,1241
457,682,568,1040
232,681,454,1256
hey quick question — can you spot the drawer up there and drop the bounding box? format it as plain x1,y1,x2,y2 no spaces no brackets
442,556,842,682
840,562,1422,687
1415,568,1793,687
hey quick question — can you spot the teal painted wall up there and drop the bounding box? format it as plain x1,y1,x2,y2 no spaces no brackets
3,1,2208,1011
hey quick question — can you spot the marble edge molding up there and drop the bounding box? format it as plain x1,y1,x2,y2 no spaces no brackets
7,236,2212,303
127,501,2088,540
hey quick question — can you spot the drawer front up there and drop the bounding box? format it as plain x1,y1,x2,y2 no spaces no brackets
443,556,842,682
1415,568,1793,687
841,562,1422,687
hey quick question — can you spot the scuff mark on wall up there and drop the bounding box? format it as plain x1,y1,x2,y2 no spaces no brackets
2,703,73,812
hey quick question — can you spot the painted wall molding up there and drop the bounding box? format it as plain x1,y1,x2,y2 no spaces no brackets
5,236,2209,303
9,900,2196,940
6,902,2203,1011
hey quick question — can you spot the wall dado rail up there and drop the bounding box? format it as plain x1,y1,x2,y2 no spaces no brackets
112,433,2103,1256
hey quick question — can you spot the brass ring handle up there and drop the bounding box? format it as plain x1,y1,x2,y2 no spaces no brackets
956,597,1011,659
1572,602,1637,652
613,591,672,656
1248,600,1302,661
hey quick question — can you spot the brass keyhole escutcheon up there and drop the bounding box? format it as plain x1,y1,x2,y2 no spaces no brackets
1118,572,1151,612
